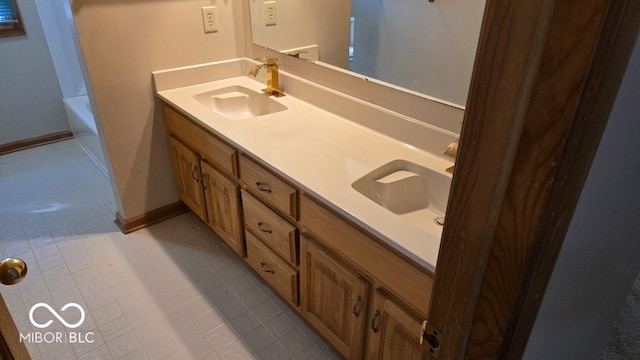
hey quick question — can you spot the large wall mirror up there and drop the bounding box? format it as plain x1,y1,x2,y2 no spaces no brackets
0,0,25,37
249,0,486,107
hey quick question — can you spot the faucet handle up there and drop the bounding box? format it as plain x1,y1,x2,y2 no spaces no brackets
255,56,278,65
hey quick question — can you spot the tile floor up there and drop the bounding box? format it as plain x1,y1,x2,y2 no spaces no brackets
0,140,340,360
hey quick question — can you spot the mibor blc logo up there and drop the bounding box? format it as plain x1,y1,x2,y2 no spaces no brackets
20,302,94,344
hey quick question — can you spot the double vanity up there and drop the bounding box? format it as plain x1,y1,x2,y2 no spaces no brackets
153,58,457,359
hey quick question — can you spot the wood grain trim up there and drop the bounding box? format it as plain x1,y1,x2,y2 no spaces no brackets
0,131,73,155
426,0,558,355
114,201,188,234
239,154,299,220
245,231,299,306
301,194,433,317
499,1,640,358
427,0,640,359
466,1,613,358
0,293,29,360
299,237,369,359
163,103,238,178
242,190,298,266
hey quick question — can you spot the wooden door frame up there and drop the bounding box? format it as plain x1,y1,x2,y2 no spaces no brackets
426,1,640,359
0,292,29,360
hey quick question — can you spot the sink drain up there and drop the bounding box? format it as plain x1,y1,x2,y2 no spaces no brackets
434,217,445,226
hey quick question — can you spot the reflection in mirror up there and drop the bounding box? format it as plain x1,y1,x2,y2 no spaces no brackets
0,0,25,37
249,0,486,107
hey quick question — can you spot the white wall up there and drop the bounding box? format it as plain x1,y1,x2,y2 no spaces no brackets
69,0,247,219
523,34,640,360
351,0,485,106
0,0,69,145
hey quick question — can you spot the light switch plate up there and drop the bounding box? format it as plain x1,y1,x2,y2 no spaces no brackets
263,1,277,26
201,6,218,33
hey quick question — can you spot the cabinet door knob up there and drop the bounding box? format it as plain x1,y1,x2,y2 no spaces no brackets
352,296,362,317
257,222,272,234
255,182,272,193
260,262,275,274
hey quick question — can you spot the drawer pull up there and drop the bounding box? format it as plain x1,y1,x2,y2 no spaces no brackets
260,261,275,274
257,222,272,234
352,296,362,317
255,181,272,193
371,311,380,333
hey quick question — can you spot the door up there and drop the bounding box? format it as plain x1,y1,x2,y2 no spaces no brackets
300,238,369,359
0,258,30,359
425,1,640,359
201,161,244,256
168,136,207,221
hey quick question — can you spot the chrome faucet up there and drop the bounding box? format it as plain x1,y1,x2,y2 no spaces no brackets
444,139,459,174
248,57,285,97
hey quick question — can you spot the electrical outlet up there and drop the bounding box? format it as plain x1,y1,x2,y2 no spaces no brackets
263,1,277,26
201,6,218,33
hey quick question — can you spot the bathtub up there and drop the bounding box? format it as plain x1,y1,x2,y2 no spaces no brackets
63,95,108,177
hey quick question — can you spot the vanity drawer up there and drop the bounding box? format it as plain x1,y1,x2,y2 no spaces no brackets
242,190,298,266
164,104,237,177
300,194,433,315
245,231,299,306
239,154,298,219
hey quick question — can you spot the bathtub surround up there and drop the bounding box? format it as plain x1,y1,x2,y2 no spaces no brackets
63,95,108,176
35,0,110,178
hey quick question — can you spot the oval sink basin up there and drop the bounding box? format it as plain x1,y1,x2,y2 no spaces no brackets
193,85,287,120
352,160,451,215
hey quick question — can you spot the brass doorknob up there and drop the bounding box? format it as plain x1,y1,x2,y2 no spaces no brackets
0,258,27,285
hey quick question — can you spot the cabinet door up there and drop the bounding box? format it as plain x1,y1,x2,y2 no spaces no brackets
366,291,426,360
201,161,244,256
168,136,207,221
301,238,369,359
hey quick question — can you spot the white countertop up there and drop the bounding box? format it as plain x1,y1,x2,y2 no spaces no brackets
157,75,452,272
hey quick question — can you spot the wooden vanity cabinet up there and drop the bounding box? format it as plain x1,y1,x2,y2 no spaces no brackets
242,190,298,266
163,101,435,360
300,194,433,315
164,104,237,177
365,291,427,360
239,154,298,221
300,237,369,360
300,194,434,359
168,136,207,222
201,161,244,256
242,188,300,306
165,105,244,256
245,231,299,306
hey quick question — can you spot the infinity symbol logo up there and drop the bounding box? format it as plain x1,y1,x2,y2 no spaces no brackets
29,303,85,329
